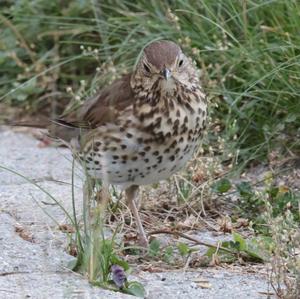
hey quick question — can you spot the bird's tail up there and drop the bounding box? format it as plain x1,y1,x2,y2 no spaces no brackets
3,120,48,129
2,118,82,144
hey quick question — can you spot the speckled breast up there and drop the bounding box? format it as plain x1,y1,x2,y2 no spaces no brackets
78,89,207,189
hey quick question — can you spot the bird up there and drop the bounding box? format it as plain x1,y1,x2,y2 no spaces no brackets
47,40,208,247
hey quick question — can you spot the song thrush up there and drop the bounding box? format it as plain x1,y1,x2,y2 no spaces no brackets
49,40,207,246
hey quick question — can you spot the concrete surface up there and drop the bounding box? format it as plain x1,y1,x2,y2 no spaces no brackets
0,128,272,299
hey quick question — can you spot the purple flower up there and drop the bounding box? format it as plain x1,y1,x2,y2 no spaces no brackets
111,265,126,288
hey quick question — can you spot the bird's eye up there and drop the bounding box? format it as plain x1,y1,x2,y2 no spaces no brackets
178,59,184,67
143,63,151,73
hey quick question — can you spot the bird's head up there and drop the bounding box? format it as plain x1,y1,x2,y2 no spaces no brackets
132,40,198,95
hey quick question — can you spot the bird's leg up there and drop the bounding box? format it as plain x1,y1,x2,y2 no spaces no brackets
125,185,148,247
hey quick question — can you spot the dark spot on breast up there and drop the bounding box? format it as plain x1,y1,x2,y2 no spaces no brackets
126,133,133,138
164,148,170,154
176,110,180,117
181,126,188,134
121,144,127,149
144,146,151,151
170,140,177,148
137,137,143,143
162,133,170,140
95,142,101,147
171,165,177,171
157,156,163,163
110,146,117,151
177,95,183,104
185,102,194,114
173,119,180,129
139,152,146,157
113,155,119,160
153,151,159,156
169,155,175,161
152,164,157,169
94,160,99,165
144,158,149,163
169,99,175,110
167,118,172,125
147,166,151,170
155,116,162,124
120,127,125,132
132,156,138,161
175,148,180,154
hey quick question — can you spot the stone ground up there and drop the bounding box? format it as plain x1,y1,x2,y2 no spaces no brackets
0,128,274,299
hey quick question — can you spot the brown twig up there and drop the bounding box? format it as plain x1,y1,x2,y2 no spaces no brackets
148,229,235,255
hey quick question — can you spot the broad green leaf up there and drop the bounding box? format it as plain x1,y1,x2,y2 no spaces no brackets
111,255,130,271
232,232,247,251
212,178,232,193
236,182,253,198
148,239,160,257
125,281,145,298
177,242,190,256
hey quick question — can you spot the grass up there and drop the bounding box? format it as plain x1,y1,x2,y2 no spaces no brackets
1,0,300,298
1,0,299,165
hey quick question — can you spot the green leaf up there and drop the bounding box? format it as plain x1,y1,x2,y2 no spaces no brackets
177,242,190,256
111,255,130,271
212,178,232,193
148,239,160,257
67,258,78,270
67,252,84,271
163,246,174,263
232,233,247,251
125,281,145,298
236,182,253,198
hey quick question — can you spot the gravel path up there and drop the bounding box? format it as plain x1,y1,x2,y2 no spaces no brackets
0,128,272,299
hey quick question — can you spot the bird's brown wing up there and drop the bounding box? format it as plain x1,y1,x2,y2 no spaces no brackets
49,73,134,143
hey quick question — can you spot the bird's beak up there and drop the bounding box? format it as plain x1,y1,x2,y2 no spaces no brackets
162,68,171,80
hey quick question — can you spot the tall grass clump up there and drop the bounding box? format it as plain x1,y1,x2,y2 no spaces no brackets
1,0,299,165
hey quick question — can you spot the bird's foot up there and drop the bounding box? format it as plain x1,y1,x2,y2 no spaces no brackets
138,235,149,248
